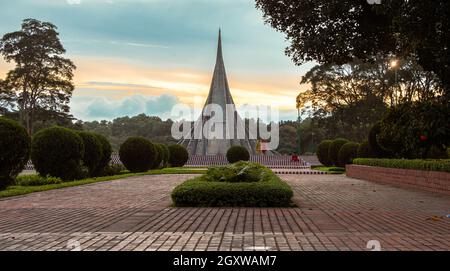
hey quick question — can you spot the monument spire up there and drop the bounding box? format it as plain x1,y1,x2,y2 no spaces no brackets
180,30,257,156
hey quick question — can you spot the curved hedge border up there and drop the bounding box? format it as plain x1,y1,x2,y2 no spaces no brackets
171,163,293,207
353,158,450,173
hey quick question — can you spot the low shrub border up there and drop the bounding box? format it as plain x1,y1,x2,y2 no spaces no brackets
353,158,450,173
171,162,294,207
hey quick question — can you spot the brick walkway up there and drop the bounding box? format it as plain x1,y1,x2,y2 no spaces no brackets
0,174,448,251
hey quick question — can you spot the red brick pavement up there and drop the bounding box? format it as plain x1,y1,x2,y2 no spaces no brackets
0,174,448,251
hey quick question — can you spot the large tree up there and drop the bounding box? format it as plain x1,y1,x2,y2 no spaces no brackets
255,0,450,97
0,19,76,134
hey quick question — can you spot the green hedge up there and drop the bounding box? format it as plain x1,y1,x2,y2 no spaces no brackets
171,162,293,207
353,158,450,173
226,145,250,163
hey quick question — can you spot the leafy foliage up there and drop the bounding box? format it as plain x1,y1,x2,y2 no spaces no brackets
15,175,62,186
317,140,333,167
92,133,113,177
226,145,250,163
171,162,293,207
81,114,177,151
168,144,189,167
119,137,156,173
31,127,85,181
0,117,31,189
328,138,349,166
353,158,450,173
255,0,450,94
377,101,450,159
76,131,102,176
337,142,360,167
357,141,375,159
0,19,76,134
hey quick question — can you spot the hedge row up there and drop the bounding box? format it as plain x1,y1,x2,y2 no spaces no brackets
353,158,450,173
171,162,293,207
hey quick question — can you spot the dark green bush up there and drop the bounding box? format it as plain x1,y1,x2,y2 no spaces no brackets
102,164,126,176
337,142,360,167
119,137,156,173
160,144,170,167
92,133,112,176
353,158,450,173
0,117,31,190
368,122,391,158
226,145,250,163
76,131,103,176
377,101,450,159
328,138,349,166
171,162,293,207
15,175,62,186
317,140,333,166
151,144,164,169
31,127,85,181
357,141,375,158
168,144,189,167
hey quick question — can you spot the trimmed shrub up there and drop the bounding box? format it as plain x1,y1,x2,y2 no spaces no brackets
102,164,126,176
31,127,85,181
204,162,266,183
76,131,103,176
353,158,450,173
317,140,333,166
357,141,375,158
328,138,349,166
151,144,164,169
92,133,112,176
171,162,293,207
0,117,31,190
119,137,156,173
337,142,360,167
168,144,189,167
160,144,170,167
226,145,250,163
15,175,62,186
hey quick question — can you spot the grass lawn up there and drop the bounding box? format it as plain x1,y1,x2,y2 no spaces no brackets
0,167,206,199
311,166,346,174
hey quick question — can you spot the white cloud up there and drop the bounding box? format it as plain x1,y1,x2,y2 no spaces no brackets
70,94,181,121
67,0,81,5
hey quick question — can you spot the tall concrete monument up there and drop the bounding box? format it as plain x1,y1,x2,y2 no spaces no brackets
180,30,257,156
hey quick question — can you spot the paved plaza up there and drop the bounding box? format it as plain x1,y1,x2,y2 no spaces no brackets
0,174,448,251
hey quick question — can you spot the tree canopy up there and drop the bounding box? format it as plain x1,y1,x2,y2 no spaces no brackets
255,0,450,96
0,19,76,134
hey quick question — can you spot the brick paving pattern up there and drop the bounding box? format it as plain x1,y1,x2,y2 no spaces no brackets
0,174,448,251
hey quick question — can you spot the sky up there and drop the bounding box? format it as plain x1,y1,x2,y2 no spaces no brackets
0,0,313,121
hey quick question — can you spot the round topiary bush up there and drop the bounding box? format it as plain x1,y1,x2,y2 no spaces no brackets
328,138,349,166
31,127,85,181
168,144,189,167
0,117,31,189
92,133,112,176
151,144,164,169
317,140,333,166
119,137,156,173
160,144,170,168
337,142,360,167
76,131,103,176
357,141,375,158
226,145,250,163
